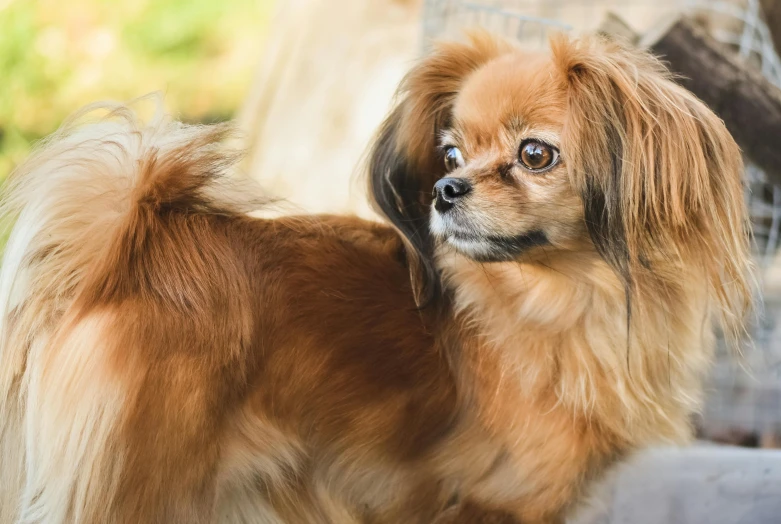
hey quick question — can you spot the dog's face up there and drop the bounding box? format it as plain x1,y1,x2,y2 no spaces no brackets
369,32,751,339
427,53,584,262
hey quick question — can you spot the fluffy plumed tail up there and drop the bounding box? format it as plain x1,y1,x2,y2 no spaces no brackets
0,97,263,522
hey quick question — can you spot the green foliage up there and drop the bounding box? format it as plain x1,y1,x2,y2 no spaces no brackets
0,0,273,177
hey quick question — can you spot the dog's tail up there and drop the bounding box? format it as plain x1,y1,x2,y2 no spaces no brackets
0,96,264,522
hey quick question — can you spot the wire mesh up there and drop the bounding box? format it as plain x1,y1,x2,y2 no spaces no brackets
422,0,781,437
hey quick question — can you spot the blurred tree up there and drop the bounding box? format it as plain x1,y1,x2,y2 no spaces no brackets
237,0,422,216
761,0,781,55
0,0,273,178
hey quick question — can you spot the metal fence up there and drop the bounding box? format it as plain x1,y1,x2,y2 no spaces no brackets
422,0,781,440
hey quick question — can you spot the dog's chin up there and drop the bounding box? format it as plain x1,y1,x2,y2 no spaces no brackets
441,230,549,263
430,210,550,262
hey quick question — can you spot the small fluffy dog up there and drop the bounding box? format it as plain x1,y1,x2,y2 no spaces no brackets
0,33,751,523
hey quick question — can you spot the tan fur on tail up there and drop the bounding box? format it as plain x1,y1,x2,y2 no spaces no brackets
0,97,263,522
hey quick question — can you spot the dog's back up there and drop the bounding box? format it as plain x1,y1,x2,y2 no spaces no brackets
0,101,275,522
0,101,474,523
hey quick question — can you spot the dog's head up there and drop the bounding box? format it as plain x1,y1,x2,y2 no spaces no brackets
369,32,751,339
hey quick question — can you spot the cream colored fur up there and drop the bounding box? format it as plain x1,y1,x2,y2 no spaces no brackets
0,98,262,523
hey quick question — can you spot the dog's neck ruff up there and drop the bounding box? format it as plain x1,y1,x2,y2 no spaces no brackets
438,249,713,447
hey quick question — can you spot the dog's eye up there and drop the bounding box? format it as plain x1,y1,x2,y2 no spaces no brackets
444,146,464,172
519,140,559,172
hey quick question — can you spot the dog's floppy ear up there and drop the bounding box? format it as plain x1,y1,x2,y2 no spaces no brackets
369,33,510,304
552,34,752,341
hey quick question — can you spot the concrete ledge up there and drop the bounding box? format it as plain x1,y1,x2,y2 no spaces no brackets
574,446,781,524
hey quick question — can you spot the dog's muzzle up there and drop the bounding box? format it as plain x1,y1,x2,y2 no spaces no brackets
433,177,471,213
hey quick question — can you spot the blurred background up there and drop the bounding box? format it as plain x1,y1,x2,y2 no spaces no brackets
0,0,274,177
2,1,781,518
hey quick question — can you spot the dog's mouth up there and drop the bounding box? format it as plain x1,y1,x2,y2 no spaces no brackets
430,209,550,261
443,229,549,262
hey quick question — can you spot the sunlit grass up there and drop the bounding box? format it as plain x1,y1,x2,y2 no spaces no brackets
0,0,274,178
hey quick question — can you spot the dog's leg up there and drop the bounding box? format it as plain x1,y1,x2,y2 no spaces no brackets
20,307,248,524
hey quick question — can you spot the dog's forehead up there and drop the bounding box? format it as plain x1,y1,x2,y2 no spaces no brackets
452,52,567,139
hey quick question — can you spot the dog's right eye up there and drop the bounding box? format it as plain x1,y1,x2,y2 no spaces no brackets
444,146,464,172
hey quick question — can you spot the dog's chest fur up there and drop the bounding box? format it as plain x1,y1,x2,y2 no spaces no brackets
440,251,713,520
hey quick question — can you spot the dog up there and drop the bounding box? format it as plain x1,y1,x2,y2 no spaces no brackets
0,32,752,523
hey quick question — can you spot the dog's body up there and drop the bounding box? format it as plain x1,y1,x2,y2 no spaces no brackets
0,34,751,523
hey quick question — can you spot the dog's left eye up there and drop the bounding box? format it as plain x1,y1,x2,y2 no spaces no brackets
519,140,559,172
444,146,464,172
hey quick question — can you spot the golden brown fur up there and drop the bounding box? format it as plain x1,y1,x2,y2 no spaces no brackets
370,31,751,521
0,33,751,523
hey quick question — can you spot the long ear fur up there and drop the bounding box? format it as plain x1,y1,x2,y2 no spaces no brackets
368,32,510,304
552,34,753,345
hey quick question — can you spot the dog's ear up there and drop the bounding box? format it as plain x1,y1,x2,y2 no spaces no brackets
552,35,752,340
369,32,510,304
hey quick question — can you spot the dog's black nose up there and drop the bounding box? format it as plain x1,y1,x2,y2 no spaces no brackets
433,177,471,212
